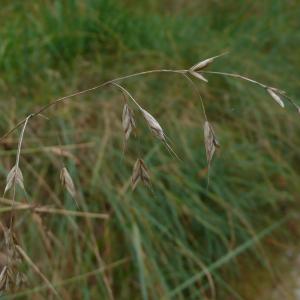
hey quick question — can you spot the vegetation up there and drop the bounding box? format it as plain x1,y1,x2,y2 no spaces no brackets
0,0,299,299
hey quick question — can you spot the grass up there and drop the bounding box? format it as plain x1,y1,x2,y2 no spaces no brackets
0,0,300,299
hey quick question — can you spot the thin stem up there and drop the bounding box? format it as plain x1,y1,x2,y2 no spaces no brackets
16,245,61,299
15,115,32,169
202,70,299,110
181,73,208,121
0,69,185,142
201,71,268,89
5,257,129,299
10,114,32,228
111,82,144,111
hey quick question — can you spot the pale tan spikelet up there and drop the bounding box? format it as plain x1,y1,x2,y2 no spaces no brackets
204,121,219,165
122,103,136,142
189,71,208,83
4,165,24,195
267,88,285,108
131,159,150,190
60,167,76,199
141,108,179,159
190,52,228,72
141,109,165,141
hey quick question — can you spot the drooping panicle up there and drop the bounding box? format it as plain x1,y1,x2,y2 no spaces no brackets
131,159,150,190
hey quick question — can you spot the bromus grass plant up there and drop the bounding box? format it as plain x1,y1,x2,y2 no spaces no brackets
1,1,300,299
0,50,298,299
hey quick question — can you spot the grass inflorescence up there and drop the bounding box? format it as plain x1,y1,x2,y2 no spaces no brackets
0,1,300,299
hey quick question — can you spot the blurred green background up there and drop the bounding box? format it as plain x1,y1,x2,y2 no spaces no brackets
0,0,300,299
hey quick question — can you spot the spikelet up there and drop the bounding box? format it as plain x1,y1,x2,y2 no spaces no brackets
60,167,76,199
190,52,228,72
204,121,219,165
267,88,285,108
141,109,165,141
4,165,24,195
131,159,150,190
122,103,136,142
189,71,208,83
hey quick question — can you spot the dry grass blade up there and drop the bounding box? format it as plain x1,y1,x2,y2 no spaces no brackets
190,52,228,72
188,71,208,83
4,166,24,195
60,167,77,204
267,88,285,108
141,109,165,141
122,103,136,143
131,159,150,190
15,245,61,298
0,198,109,219
204,121,219,166
4,257,129,298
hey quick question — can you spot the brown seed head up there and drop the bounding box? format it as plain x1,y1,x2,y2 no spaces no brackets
122,103,136,142
131,159,150,190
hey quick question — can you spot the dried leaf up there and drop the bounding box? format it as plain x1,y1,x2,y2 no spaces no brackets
60,167,76,199
141,109,165,141
122,104,135,142
131,159,150,190
4,165,24,194
188,71,208,83
204,121,219,165
267,88,285,108
190,52,228,72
